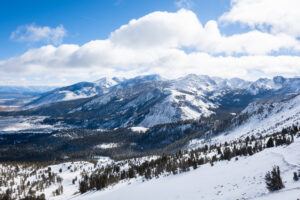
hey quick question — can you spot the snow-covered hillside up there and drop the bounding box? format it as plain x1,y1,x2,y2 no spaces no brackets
25,82,109,108
187,93,300,150
26,75,300,128
219,94,300,141
23,74,162,108
68,140,300,200
2,132,297,200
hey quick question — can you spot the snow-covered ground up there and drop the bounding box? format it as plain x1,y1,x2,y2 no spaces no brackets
130,126,149,133
1,131,299,200
94,143,119,149
52,137,300,200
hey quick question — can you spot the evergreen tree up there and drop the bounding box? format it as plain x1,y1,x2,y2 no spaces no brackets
265,166,284,191
266,138,274,148
293,172,299,181
128,168,136,178
79,181,88,194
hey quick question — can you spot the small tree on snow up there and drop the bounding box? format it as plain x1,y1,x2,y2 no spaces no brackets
265,166,284,191
293,172,299,181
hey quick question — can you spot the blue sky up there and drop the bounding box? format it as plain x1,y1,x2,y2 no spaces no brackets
0,0,300,86
0,0,231,59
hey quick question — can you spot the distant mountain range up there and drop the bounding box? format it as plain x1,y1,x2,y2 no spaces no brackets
4,74,297,130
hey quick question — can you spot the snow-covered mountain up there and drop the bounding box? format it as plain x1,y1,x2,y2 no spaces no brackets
188,93,300,149
248,76,300,95
25,77,125,107
222,93,300,140
18,74,299,129
24,74,165,108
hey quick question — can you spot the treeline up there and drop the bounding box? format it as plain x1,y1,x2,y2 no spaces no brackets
79,125,299,194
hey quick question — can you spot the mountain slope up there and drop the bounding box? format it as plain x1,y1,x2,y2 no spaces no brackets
24,75,164,108
221,94,300,140
25,77,124,107
55,75,299,128
8,75,297,130
48,136,300,200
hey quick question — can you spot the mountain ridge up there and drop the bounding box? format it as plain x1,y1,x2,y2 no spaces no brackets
6,74,297,129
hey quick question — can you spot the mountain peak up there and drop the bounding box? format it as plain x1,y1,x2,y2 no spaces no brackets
94,76,126,88
273,76,286,84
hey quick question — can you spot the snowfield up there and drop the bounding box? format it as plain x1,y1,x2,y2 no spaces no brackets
48,137,300,200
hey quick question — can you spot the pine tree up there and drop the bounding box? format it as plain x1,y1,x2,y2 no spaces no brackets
128,168,135,178
265,166,284,191
79,181,88,194
266,138,274,148
293,172,299,181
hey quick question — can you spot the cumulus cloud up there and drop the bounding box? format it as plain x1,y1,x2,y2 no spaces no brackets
10,24,66,45
219,0,300,37
110,10,202,49
1,8,300,86
110,10,300,55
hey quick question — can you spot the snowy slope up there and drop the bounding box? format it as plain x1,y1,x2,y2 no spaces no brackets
25,82,101,107
248,76,300,95
24,77,126,107
74,75,299,128
187,93,300,149
44,137,300,200
69,75,221,128
1,133,299,200
137,88,216,127
218,94,300,141
24,75,161,108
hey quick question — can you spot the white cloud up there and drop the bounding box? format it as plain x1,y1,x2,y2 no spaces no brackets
1,9,300,86
1,42,300,86
10,24,66,45
220,0,300,37
110,9,300,55
175,0,193,9
110,10,203,49
197,23,300,55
